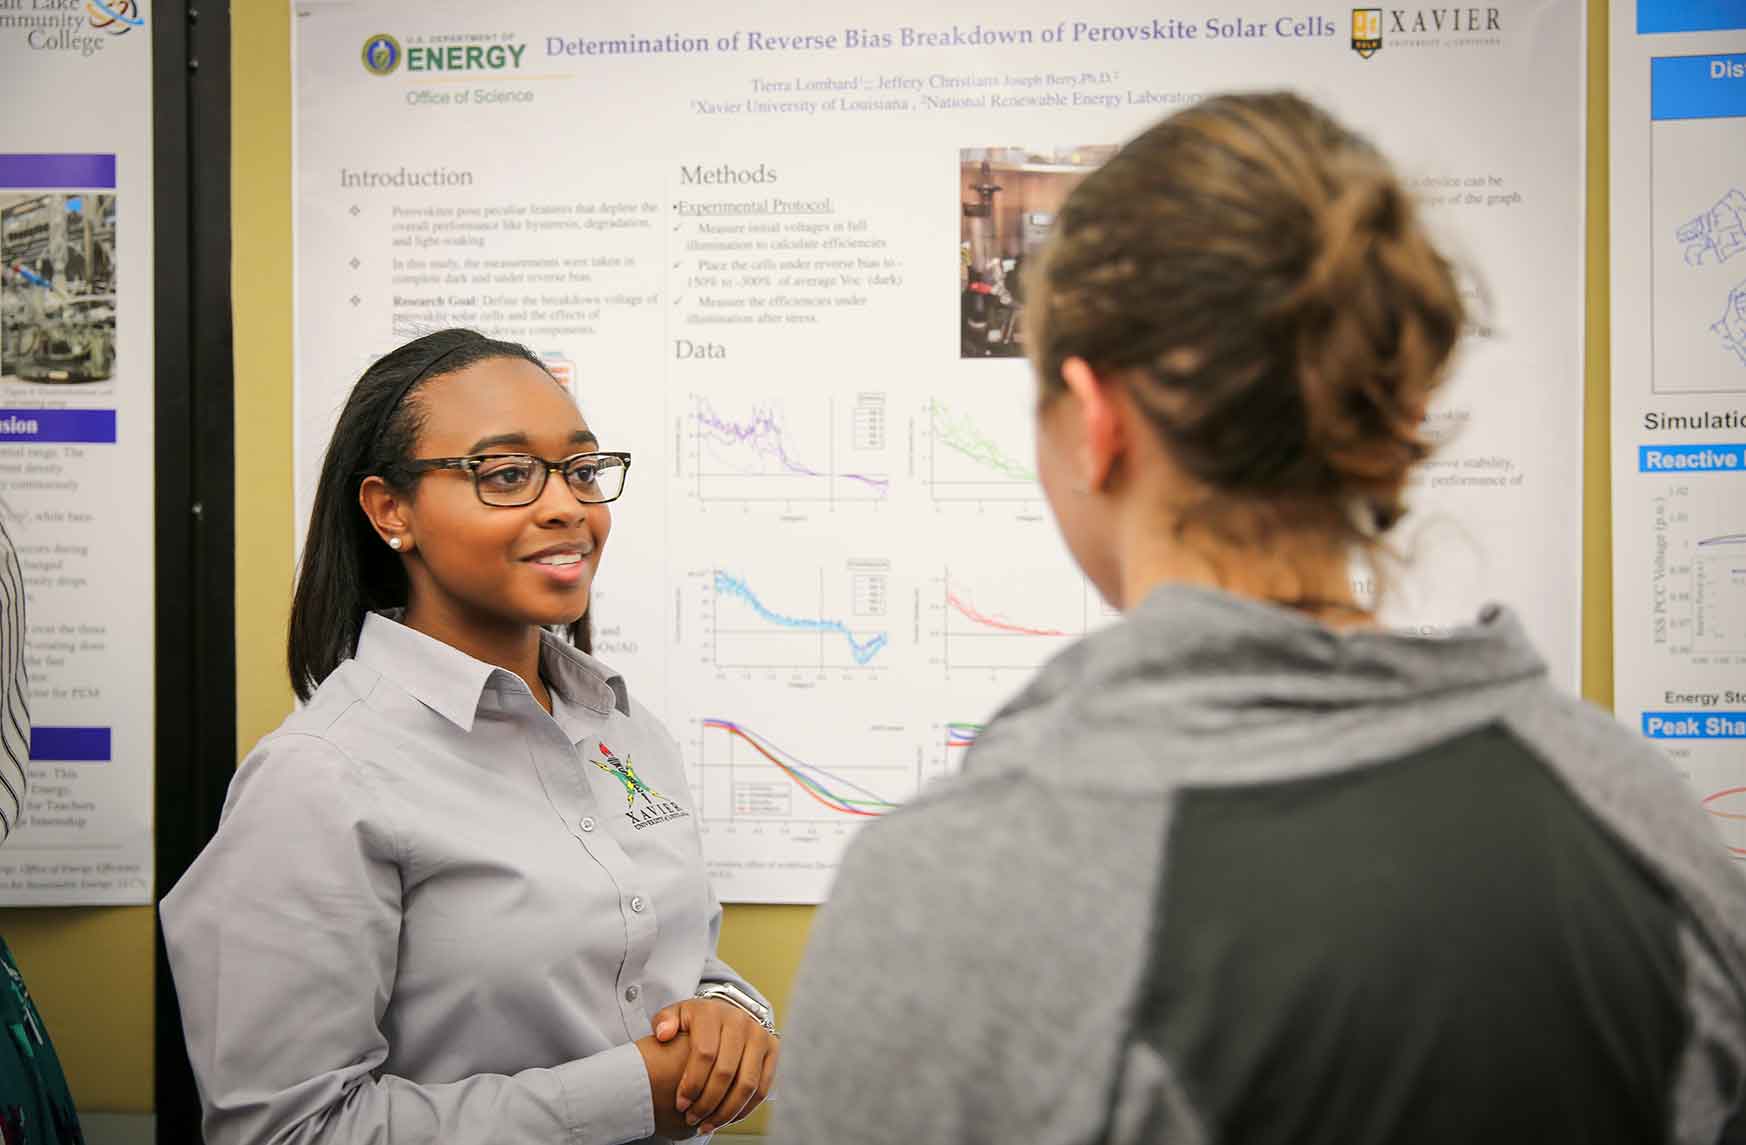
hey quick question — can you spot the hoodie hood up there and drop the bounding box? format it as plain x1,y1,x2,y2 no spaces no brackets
969,584,1551,792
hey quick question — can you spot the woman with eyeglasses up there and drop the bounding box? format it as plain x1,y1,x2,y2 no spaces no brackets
162,329,778,1145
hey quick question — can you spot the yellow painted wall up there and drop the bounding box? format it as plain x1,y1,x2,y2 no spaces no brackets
0,909,153,1111
0,0,1609,1120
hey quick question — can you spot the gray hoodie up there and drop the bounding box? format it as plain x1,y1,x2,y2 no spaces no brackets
773,585,1746,1144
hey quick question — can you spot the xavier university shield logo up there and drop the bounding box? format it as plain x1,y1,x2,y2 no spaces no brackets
1351,9,1382,57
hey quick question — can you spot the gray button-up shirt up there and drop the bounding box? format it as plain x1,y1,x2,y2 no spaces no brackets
161,613,761,1145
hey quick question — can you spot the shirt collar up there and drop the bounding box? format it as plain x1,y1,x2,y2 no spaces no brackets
354,612,630,733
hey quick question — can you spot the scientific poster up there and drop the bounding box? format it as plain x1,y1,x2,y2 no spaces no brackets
1611,2,1746,862
297,0,1585,901
0,2,155,904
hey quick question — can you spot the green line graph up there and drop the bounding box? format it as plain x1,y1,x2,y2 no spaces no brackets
926,399,1040,502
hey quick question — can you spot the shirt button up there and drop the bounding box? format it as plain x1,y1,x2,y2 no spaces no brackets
625,984,641,1003
630,895,646,913
579,817,596,833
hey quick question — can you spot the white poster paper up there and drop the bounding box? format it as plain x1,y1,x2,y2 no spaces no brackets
1610,3,1746,863
296,0,1585,902
0,2,155,904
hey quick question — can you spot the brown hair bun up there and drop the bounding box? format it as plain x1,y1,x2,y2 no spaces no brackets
1029,91,1466,539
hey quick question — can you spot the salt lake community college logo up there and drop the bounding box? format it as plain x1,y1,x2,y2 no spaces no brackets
361,33,401,75
87,0,144,35
1351,8,1382,57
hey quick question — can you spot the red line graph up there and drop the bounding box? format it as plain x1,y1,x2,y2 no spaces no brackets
946,583,1071,637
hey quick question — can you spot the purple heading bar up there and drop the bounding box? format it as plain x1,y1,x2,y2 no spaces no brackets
0,154,116,190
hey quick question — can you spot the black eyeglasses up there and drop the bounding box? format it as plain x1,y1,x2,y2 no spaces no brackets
401,450,631,506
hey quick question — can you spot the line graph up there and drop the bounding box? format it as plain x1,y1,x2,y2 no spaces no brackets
935,568,1087,670
707,564,891,671
1700,784,1746,858
1651,487,1746,660
695,718,919,826
689,394,890,503
922,397,1041,502
915,719,989,786
931,399,1034,480
945,721,983,749
1693,529,1746,654
946,584,1071,637
701,719,900,818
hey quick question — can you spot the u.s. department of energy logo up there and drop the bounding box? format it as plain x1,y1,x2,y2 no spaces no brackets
361,33,401,75
592,742,690,830
1351,8,1382,57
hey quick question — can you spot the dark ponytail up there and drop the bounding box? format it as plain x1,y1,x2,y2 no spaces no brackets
287,328,591,700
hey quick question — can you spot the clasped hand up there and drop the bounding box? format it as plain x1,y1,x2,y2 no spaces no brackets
636,997,779,1138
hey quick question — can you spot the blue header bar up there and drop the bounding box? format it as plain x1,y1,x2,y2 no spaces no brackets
1652,54,1746,120
29,727,111,762
1642,711,1746,739
1638,442,1746,471
1639,2,1746,34
0,410,117,444
0,154,116,190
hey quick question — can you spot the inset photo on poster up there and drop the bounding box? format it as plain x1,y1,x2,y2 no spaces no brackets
959,146,1114,360
1,192,119,384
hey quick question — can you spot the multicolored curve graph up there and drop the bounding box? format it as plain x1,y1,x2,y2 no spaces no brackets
945,722,982,748
702,718,899,817
929,399,1034,481
946,582,1071,637
695,399,889,494
714,570,889,665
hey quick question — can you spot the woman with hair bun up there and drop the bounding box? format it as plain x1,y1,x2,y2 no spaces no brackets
773,93,1746,1145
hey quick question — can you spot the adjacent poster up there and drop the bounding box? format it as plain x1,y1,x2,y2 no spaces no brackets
0,5,155,903
1611,2,1746,862
296,0,1585,902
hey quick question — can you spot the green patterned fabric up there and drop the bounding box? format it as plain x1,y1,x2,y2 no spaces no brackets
0,940,81,1145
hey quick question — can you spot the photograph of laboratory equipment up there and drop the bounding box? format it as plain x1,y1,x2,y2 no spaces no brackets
959,146,1114,359
2,193,118,384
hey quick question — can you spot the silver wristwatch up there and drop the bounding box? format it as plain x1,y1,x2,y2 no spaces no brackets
694,981,777,1036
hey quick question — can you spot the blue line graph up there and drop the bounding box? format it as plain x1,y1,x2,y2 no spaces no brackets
714,571,889,666
1699,533,1746,547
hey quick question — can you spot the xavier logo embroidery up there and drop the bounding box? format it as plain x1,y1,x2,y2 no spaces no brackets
591,742,691,830
592,742,662,806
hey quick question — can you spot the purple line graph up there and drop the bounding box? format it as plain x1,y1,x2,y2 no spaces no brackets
690,395,890,503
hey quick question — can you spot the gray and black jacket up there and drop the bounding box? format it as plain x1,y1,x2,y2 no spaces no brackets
774,585,1746,1144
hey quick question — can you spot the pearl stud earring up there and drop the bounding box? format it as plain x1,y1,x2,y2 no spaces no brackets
388,537,403,551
